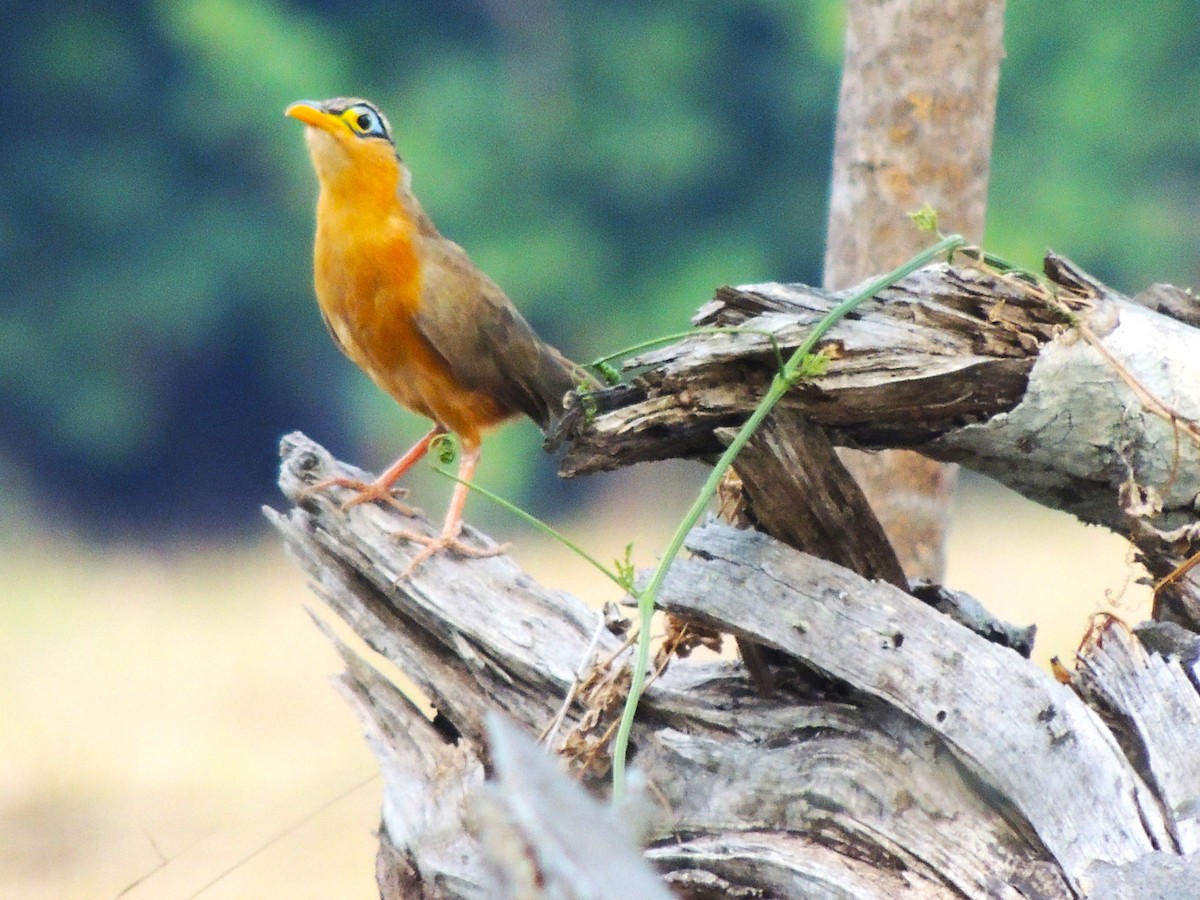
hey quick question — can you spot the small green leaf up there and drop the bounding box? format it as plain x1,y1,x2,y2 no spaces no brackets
578,389,599,426
432,433,458,465
909,203,940,233
613,542,637,593
792,348,832,380
595,361,622,385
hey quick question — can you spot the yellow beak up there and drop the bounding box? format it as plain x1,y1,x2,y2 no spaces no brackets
285,101,335,131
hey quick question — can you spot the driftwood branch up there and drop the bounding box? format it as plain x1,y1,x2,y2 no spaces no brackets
557,254,1200,627
271,417,1200,896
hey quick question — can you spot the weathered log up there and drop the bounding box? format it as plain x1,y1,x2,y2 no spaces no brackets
557,254,1200,628
556,261,1070,475
655,524,1171,888
270,433,1200,898
1071,622,1200,854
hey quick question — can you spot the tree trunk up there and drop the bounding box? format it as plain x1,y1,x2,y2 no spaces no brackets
823,0,1007,581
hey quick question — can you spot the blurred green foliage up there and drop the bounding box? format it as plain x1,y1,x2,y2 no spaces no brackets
2,1,1197,538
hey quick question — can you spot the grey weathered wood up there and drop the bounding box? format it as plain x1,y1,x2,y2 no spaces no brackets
269,433,613,751
559,258,1200,540
474,715,673,899
722,415,907,590
270,247,1200,900
274,409,1200,896
558,254,1200,628
559,262,1053,477
1135,620,1200,683
719,412,908,693
269,433,623,897
636,675,1075,899
270,433,1102,898
1085,851,1200,899
319,615,488,897
1072,623,1200,854
655,523,1169,892
909,581,1036,658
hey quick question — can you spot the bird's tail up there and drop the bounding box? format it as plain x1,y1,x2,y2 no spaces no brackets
534,346,600,450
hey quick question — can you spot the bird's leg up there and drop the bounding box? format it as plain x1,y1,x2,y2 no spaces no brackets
393,443,509,577
301,424,447,514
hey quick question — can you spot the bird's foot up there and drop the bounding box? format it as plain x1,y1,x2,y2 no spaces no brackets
391,527,510,579
300,476,419,516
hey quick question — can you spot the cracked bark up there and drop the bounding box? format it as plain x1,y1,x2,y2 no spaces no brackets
271,310,1200,897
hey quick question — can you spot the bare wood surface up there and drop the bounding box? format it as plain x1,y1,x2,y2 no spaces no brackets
721,413,907,692
1085,851,1200,899
475,715,674,899
1135,621,1200,680
268,434,615,751
558,255,1200,626
656,523,1168,892
1072,622,1200,854
269,433,623,897
270,433,1200,897
909,581,1036,658
723,415,907,590
322,618,488,897
558,261,1073,476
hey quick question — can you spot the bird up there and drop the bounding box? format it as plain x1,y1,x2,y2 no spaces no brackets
286,97,594,574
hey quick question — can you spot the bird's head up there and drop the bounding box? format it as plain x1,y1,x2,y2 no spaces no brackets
285,97,401,190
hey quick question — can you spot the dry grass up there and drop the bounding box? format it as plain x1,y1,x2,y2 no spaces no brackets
0,473,1149,898
0,535,378,899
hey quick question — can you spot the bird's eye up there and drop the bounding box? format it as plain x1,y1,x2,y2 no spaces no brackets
344,105,387,140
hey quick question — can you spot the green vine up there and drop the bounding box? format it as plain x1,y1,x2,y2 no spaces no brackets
608,232,966,800
431,467,636,594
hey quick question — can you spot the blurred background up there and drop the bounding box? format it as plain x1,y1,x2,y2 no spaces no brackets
2,1,1196,896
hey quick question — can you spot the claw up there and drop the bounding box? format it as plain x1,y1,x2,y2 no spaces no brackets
300,476,419,517
392,526,509,579
297,425,445,516
388,441,506,578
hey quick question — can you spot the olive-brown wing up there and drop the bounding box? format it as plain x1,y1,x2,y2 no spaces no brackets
411,236,586,432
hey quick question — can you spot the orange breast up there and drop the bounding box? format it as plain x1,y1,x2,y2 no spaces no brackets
312,176,509,446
